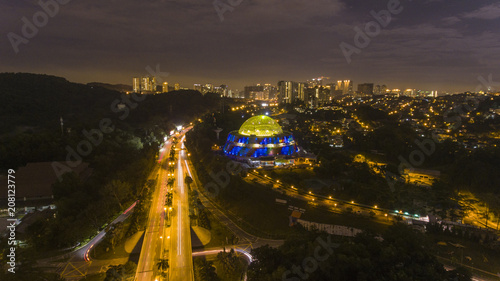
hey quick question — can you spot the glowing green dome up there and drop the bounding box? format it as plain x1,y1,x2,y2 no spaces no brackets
238,115,283,137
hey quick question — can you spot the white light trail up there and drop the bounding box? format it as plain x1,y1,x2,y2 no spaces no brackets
184,160,192,178
177,199,182,256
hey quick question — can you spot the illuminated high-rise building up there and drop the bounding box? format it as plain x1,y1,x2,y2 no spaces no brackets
278,81,293,104
151,77,156,92
244,85,264,99
303,86,330,107
214,85,228,96
162,82,169,93
139,76,156,92
335,80,353,96
141,77,149,91
174,83,180,91
133,77,141,92
263,84,277,100
297,82,305,102
133,76,156,93
277,81,305,104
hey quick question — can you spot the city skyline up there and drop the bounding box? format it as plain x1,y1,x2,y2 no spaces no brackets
129,76,454,99
2,1,500,280
1,0,499,92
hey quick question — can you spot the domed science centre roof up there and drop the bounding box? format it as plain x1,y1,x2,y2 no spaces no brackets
224,115,297,160
238,115,283,137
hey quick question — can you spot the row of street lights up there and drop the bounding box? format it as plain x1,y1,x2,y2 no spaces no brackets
253,170,396,220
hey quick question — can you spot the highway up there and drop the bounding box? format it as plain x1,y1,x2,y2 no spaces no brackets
41,132,195,281
135,139,172,280
168,135,195,281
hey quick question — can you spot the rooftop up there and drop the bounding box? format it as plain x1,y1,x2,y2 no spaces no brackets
238,115,283,137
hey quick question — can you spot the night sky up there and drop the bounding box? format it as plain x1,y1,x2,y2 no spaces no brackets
1,0,499,92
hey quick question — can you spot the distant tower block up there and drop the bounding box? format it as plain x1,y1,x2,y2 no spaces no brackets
214,128,223,140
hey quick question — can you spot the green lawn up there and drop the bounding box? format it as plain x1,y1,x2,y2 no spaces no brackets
216,178,390,239
204,210,235,248
218,181,305,238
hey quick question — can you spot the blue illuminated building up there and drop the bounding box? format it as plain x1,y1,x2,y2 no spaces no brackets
223,115,297,166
